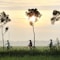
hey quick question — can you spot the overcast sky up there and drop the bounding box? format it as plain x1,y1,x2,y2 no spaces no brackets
0,0,60,10
0,0,60,46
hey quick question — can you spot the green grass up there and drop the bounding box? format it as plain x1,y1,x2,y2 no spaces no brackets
0,46,60,60
0,46,49,51
0,55,60,60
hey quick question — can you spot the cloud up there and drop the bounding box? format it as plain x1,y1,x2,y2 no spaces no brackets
0,5,60,10
0,0,60,10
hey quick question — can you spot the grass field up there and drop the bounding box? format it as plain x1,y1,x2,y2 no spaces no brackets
0,55,60,60
0,46,60,60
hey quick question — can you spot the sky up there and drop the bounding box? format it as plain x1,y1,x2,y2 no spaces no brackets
0,0,60,46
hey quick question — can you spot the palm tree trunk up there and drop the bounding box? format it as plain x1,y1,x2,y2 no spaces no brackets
32,24,35,48
1,25,4,50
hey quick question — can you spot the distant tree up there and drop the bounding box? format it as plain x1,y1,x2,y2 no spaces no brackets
51,10,60,50
26,8,41,47
0,11,11,50
51,10,60,24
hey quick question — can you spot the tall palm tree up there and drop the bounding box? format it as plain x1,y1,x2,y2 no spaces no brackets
0,11,11,50
26,8,41,47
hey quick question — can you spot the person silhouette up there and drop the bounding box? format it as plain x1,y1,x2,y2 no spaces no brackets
7,40,10,50
28,40,32,49
49,39,53,50
56,38,60,49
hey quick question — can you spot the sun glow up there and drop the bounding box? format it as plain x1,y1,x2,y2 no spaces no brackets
28,15,37,22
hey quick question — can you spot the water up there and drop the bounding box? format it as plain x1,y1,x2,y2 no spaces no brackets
0,40,57,46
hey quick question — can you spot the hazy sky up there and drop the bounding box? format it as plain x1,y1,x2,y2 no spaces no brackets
0,0,60,44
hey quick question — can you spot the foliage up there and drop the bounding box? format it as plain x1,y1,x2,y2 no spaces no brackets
51,10,60,24
26,8,41,18
0,47,60,57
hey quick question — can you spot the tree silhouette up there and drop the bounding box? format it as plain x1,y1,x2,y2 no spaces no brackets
0,11,11,50
26,8,41,47
51,10,60,24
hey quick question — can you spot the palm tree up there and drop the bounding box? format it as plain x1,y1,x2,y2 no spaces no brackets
0,11,11,50
51,10,60,24
26,8,41,47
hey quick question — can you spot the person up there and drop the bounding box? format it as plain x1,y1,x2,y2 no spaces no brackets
28,40,32,49
49,39,53,50
56,38,60,49
7,40,10,50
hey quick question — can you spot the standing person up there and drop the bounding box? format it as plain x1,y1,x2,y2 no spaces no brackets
56,38,60,49
49,39,53,50
7,40,10,50
28,40,32,49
